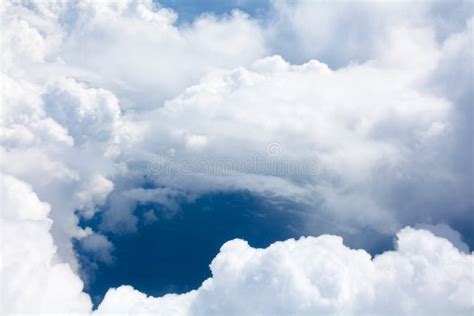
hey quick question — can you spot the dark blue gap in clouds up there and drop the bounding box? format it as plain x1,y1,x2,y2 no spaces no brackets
451,213,474,249
76,190,399,308
156,0,270,23
77,191,309,308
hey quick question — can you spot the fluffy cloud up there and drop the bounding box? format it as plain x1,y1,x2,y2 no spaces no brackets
415,223,470,254
266,0,473,67
0,73,118,264
7,0,266,109
0,174,92,314
96,227,474,315
135,47,469,236
43,78,122,146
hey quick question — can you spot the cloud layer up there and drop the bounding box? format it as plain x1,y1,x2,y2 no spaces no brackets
3,175,471,314
1,0,473,314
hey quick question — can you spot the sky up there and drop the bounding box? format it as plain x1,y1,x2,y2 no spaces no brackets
156,0,270,22
77,191,309,307
1,0,473,315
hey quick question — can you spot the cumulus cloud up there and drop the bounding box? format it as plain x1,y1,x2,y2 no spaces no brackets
9,0,266,109
75,174,115,219
3,0,472,244
136,47,470,236
0,73,118,264
0,0,265,260
96,227,474,315
1,0,473,314
0,174,92,314
43,78,122,146
2,174,472,314
415,223,470,254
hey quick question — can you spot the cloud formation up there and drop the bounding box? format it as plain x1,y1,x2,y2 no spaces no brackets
140,53,459,234
1,0,473,314
1,174,472,315
1,174,92,313
3,0,472,243
96,227,474,315
266,0,473,67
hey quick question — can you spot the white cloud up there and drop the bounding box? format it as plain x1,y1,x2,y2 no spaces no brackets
96,227,474,315
0,174,92,314
0,75,74,148
415,223,470,254
185,134,208,151
266,0,473,68
20,0,267,109
75,174,115,219
43,78,122,146
136,50,466,235
0,73,119,265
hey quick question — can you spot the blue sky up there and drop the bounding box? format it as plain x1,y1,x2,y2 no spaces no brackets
77,189,400,307
2,0,473,315
77,191,306,306
157,0,270,22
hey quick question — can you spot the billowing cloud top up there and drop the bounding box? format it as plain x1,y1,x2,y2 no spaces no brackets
97,228,473,315
1,0,473,314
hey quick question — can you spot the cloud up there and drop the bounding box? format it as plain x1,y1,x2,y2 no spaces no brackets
75,174,115,219
0,0,266,258
0,73,119,265
2,174,472,314
134,47,470,236
19,0,267,109
0,174,92,314
80,233,115,265
266,0,473,68
2,175,472,315
96,227,474,315
3,0,472,243
1,0,473,314
415,223,470,254
43,78,122,146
